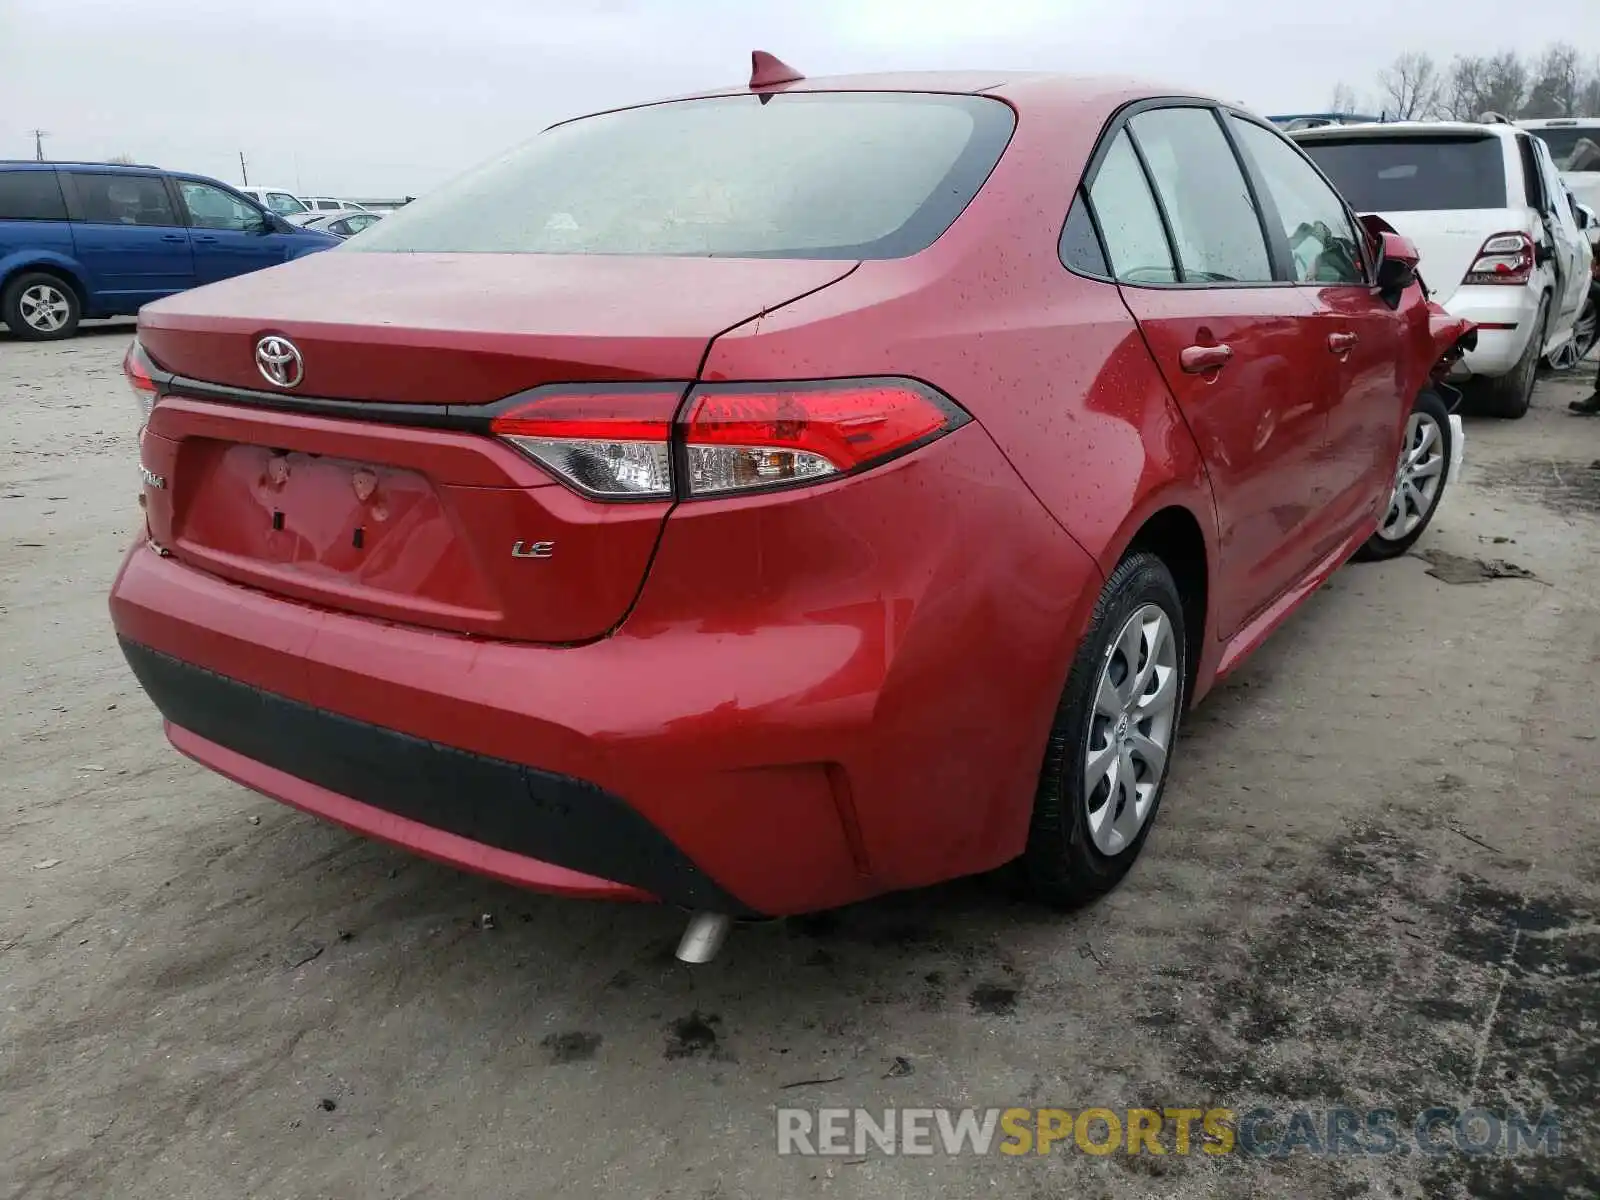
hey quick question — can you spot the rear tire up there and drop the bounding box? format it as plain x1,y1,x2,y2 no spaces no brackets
1544,290,1598,372
1017,552,1186,908
1353,389,1452,562
1473,294,1547,419
1,271,81,341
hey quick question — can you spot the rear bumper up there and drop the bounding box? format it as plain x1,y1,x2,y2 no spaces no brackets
122,639,732,910
1444,285,1541,377
110,428,1102,915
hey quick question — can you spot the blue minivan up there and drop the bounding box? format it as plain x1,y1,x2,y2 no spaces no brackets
0,161,339,340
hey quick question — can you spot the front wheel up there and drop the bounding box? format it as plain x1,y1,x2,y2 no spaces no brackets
1353,389,1452,562
1017,552,1187,908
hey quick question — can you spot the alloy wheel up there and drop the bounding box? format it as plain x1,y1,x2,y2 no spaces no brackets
1084,603,1178,856
1546,296,1598,372
18,283,71,334
1379,411,1445,541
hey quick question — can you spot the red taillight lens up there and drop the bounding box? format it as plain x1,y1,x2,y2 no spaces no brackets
124,339,158,428
490,378,968,501
1462,233,1534,286
488,385,683,499
681,379,965,497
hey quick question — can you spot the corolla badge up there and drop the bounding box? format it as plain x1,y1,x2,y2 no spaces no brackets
255,335,304,389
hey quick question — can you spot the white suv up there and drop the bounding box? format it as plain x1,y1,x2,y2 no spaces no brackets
1519,117,1600,217
1292,121,1593,417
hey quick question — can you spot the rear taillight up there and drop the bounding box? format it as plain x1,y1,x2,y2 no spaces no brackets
489,386,682,499
124,339,158,429
681,380,961,496
490,378,968,501
1462,233,1534,286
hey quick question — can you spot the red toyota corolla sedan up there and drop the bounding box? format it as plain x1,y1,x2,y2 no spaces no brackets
111,60,1473,957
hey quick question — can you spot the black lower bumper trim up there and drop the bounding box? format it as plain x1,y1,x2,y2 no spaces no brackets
118,639,757,916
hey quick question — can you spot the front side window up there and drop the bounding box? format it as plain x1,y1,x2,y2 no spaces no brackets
265,192,307,215
0,170,68,221
1087,131,1178,284
1128,107,1274,284
1229,117,1364,285
69,172,178,227
179,181,267,232
350,92,1015,259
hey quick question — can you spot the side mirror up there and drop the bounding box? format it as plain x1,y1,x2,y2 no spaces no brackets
1374,230,1419,305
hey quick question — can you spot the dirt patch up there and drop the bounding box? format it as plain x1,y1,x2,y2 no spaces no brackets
1473,455,1600,517
1413,547,1540,584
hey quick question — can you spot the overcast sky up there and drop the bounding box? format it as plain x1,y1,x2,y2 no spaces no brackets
1,0,1594,198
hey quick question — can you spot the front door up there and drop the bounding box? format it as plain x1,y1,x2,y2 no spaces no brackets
174,179,291,286
1089,107,1328,637
59,170,195,310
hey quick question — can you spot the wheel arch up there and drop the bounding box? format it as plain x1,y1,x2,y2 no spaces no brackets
0,254,90,313
1121,504,1211,702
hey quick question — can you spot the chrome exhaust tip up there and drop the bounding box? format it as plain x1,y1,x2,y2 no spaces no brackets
675,913,732,964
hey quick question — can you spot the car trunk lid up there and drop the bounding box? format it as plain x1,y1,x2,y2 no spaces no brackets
136,252,857,643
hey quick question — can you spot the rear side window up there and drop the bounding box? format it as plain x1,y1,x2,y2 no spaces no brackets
1515,136,1546,211
68,172,179,227
1298,137,1508,212
1059,191,1109,276
1128,107,1274,284
0,170,68,221
1087,131,1178,284
350,92,1015,259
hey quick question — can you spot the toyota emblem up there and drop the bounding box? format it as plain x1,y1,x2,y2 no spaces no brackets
255,335,304,389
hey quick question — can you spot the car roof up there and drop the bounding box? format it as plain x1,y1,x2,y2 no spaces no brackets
1517,117,1600,128
565,70,1205,126
0,159,163,171
1290,120,1513,142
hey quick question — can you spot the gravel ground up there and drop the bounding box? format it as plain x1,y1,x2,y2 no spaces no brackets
3,325,1598,1200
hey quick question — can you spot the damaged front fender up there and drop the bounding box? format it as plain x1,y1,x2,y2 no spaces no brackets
1426,304,1477,405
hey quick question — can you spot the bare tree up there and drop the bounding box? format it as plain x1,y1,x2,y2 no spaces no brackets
106,153,137,165
1482,52,1531,117
1524,42,1583,117
1447,51,1529,120
1579,59,1600,116
1329,81,1360,115
1445,56,1488,120
1377,52,1446,120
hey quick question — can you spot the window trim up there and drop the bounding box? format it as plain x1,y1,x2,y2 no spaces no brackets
1220,108,1375,288
1057,95,1296,291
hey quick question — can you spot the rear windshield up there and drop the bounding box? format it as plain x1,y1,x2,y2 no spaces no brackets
349,92,1015,259
1298,136,1508,212
1527,127,1600,172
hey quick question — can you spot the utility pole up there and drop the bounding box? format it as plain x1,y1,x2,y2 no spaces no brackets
29,129,49,161
239,150,249,186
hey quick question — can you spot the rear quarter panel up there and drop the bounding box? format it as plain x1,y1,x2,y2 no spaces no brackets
0,221,87,306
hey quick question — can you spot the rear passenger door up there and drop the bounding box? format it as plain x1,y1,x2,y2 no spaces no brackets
1227,114,1403,547
59,170,195,308
1089,104,1326,638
